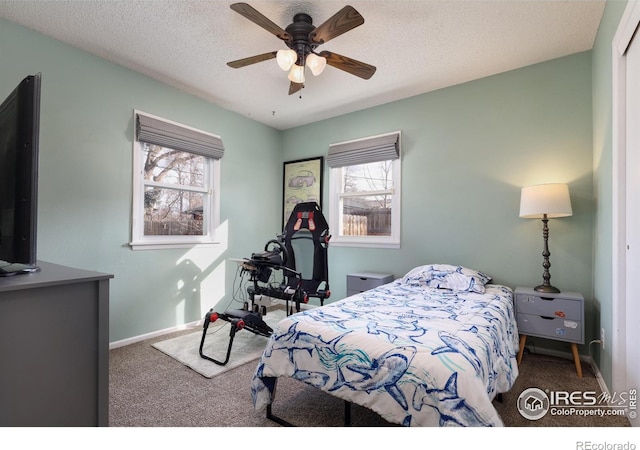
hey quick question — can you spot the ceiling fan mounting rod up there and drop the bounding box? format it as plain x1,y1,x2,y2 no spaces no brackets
284,13,318,64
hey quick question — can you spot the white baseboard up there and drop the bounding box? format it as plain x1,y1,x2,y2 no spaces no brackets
589,356,611,401
109,320,201,350
527,346,581,361
108,299,313,350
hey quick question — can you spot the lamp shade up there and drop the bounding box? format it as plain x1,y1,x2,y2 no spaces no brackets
306,53,327,76
276,49,297,71
519,183,573,218
288,64,305,83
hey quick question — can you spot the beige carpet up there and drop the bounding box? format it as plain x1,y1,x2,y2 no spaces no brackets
152,309,286,378
112,326,631,427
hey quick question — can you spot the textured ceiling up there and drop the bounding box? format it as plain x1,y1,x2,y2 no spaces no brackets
0,0,606,130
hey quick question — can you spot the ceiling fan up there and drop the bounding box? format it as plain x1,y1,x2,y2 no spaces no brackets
227,3,377,95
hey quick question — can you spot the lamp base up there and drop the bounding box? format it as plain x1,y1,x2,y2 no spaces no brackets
534,284,561,294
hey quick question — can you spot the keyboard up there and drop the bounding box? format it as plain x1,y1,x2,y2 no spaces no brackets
0,260,40,277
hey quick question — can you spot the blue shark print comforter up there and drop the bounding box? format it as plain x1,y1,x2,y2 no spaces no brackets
251,281,519,426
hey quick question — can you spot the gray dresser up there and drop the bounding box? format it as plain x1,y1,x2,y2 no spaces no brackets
0,261,113,426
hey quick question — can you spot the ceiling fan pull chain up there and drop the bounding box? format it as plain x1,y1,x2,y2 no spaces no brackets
299,49,305,99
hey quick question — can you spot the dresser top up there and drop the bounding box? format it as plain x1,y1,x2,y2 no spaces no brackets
347,272,394,279
0,261,113,293
514,286,583,300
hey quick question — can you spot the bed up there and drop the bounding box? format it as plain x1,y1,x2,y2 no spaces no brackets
250,264,520,427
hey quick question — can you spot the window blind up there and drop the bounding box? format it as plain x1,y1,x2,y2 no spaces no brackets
327,132,399,168
136,113,224,159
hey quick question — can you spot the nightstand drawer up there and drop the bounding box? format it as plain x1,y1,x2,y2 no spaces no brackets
515,293,582,320
516,313,583,344
346,272,394,293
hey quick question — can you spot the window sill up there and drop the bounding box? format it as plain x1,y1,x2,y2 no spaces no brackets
330,238,400,249
129,240,221,251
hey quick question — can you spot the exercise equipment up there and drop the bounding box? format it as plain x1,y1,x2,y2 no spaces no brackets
199,202,331,365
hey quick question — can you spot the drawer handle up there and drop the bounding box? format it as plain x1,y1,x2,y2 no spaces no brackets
540,315,555,320
540,297,554,301
360,277,368,281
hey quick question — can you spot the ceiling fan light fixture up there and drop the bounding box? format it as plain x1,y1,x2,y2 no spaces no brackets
276,49,297,71
288,64,305,83
306,53,327,76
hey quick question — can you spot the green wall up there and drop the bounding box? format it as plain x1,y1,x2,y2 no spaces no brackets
0,18,282,343
0,11,611,362
283,53,596,353
591,0,628,390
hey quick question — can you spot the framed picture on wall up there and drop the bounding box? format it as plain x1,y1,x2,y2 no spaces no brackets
282,156,324,227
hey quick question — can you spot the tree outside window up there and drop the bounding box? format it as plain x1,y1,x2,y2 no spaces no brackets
142,144,208,236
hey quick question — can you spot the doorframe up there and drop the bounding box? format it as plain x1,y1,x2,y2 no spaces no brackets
612,0,640,397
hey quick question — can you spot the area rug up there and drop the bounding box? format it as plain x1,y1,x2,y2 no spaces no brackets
152,309,286,378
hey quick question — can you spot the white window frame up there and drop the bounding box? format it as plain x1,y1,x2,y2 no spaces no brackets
129,110,221,250
328,132,401,249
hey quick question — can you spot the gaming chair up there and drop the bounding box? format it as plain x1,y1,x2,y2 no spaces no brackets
199,202,330,366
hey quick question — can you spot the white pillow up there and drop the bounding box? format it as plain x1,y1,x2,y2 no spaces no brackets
401,264,492,294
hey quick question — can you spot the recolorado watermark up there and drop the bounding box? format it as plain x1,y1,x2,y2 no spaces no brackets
575,442,636,450
517,387,637,421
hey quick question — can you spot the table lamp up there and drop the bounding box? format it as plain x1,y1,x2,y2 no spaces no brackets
519,183,573,293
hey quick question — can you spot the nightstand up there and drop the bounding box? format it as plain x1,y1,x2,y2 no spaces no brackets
346,272,394,297
514,287,584,377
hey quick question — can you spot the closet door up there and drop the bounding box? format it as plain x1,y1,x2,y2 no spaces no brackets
625,21,640,428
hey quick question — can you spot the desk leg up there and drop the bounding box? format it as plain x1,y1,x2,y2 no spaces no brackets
517,335,527,365
571,343,583,378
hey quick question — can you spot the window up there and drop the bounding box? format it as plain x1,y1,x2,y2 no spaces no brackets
328,131,401,248
130,111,223,250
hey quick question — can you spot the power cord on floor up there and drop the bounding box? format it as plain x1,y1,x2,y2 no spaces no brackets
589,339,603,362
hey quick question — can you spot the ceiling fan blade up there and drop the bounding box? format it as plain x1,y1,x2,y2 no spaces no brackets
227,51,278,68
230,3,291,41
310,5,364,45
289,82,304,95
319,51,376,80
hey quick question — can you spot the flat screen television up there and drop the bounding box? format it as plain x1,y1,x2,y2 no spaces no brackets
0,73,41,276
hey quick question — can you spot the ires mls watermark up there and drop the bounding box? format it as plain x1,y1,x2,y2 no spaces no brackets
517,387,637,420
